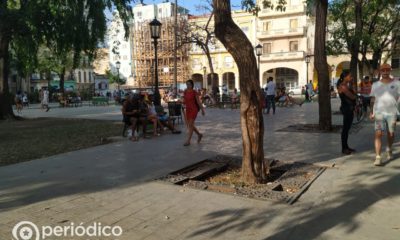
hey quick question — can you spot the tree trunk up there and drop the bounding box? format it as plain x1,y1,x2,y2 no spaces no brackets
59,67,65,94
350,0,362,91
0,34,15,120
314,0,332,130
213,0,266,184
205,47,218,98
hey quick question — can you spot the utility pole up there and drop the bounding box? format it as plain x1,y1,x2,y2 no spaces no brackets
173,0,178,96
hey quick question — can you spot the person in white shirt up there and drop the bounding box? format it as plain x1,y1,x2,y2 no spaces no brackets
41,88,50,112
265,77,276,114
370,63,400,166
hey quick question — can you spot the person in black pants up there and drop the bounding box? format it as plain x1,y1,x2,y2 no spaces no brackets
337,70,356,155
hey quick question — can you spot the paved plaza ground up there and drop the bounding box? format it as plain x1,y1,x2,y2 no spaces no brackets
0,99,399,239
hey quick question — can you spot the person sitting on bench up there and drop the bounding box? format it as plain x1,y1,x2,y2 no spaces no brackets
154,105,181,134
122,94,147,141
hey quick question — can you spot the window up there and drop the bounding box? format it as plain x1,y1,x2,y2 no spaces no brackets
83,71,87,83
78,71,81,82
289,41,298,51
290,19,298,31
137,12,142,18
192,58,201,70
392,58,399,69
263,21,272,32
224,56,233,68
263,43,271,54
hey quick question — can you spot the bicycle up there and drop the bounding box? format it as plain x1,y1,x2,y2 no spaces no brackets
353,93,364,125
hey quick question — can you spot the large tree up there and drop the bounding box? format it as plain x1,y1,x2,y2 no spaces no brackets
213,0,267,183
0,0,133,119
314,0,332,130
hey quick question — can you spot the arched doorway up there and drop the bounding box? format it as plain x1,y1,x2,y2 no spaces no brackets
191,73,203,89
222,72,235,90
335,61,350,78
207,73,218,90
275,67,299,88
262,69,274,87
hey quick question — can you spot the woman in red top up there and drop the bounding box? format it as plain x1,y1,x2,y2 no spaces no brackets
183,80,205,146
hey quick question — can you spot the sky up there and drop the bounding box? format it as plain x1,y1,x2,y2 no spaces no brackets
140,0,243,14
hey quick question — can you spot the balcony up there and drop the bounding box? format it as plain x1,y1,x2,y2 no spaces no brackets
259,4,305,17
257,27,306,39
261,51,305,61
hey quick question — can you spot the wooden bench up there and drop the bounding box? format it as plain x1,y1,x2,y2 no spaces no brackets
91,97,109,106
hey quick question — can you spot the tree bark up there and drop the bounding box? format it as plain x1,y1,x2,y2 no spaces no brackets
59,66,65,95
213,0,266,184
314,0,332,130
350,0,363,91
0,34,15,120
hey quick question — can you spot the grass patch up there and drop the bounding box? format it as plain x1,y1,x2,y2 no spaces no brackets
0,118,123,166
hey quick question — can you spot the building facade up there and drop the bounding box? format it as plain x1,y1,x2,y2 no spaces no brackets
189,11,257,91
130,2,190,89
108,11,133,85
257,0,312,89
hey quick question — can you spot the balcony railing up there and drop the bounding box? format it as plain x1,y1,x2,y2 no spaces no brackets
261,51,305,61
258,27,305,39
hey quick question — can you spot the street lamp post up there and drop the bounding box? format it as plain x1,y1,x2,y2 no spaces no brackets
330,64,336,87
150,18,162,106
305,55,310,85
255,44,262,87
255,44,262,74
92,72,96,96
203,66,207,90
116,61,121,98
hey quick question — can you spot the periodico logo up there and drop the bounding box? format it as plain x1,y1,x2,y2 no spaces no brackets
12,221,40,240
12,221,123,239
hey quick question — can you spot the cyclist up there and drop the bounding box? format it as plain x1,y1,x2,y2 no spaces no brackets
359,76,372,117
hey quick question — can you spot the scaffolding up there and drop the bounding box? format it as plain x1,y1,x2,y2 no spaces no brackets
131,16,189,89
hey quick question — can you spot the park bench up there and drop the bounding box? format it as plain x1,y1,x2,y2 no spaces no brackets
218,94,240,109
122,106,176,137
91,97,109,106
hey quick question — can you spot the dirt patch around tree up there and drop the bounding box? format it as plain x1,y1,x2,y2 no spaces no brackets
0,118,123,166
276,123,363,134
158,155,327,204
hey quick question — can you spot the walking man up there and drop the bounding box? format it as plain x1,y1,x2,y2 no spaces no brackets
265,77,276,114
370,63,400,166
42,88,50,112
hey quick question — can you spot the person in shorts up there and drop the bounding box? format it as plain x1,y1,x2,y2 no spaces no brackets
370,63,400,166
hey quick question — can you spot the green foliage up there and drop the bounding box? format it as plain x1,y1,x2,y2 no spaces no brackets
327,0,400,57
106,69,126,85
1,0,134,88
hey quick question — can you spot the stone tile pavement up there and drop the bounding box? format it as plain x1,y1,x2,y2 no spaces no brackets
1,99,399,239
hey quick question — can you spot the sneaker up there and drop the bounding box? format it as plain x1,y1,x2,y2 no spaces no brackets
386,147,393,161
374,155,383,166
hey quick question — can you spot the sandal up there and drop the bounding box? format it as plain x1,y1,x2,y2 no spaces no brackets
183,142,190,146
172,130,181,134
197,134,203,143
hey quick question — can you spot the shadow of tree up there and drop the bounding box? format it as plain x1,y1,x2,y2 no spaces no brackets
186,165,400,239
